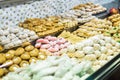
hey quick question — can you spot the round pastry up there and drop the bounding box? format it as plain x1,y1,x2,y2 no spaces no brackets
12,57,22,64
20,61,29,67
38,54,46,60
29,57,38,63
20,53,30,60
25,45,34,51
15,47,25,56
9,64,19,72
5,52,14,60
29,48,39,57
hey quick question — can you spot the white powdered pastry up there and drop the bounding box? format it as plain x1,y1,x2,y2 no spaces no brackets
0,26,38,49
59,35,120,71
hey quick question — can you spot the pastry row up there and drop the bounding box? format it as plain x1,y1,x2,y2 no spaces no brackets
19,16,78,37
59,10,96,23
103,26,120,42
59,35,120,71
107,14,120,26
3,55,92,80
72,2,107,14
35,36,71,55
0,26,38,50
0,42,48,77
58,31,84,44
73,19,112,38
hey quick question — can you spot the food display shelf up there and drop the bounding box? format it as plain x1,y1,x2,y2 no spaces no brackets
0,0,120,80
86,53,120,80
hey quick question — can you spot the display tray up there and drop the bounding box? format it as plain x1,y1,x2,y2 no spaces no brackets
94,0,119,19
86,53,120,80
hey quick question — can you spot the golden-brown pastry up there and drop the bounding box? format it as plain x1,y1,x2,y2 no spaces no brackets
72,3,106,15
0,54,6,64
29,57,38,63
58,31,84,44
20,61,29,67
19,16,78,37
29,48,39,57
20,53,30,60
15,48,25,56
25,45,34,51
9,64,19,72
73,19,112,39
12,57,22,64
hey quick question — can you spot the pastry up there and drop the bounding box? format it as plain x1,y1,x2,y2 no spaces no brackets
0,42,48,77
35,36,71,55
59,35,120,71
73,19,112,38
107,14,120,26
58,31,84,44
72,2,107,15
19,16,78,37
0,27,38,50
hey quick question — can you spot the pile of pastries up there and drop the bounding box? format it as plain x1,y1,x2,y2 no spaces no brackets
1,2,120,79
3,55,93,80
0,26,38,50
72,2,107,14
59,10,96,23
107,14,120,26
59,18,78,30
103,26,120,42
59,35,120,71
73,19,112,38
58,31,84,44
35,36,71,55
0,42,48,77
19,16,78,37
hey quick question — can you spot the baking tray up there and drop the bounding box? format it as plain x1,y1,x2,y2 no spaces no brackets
86,53,120,80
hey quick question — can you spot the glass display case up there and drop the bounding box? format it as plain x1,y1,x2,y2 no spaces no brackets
0,0,119,80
